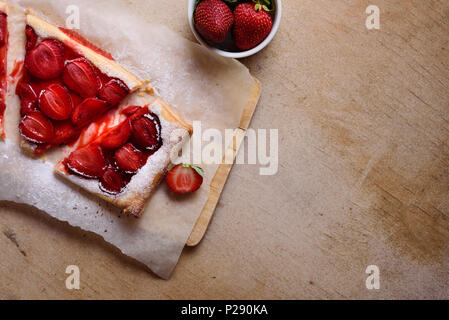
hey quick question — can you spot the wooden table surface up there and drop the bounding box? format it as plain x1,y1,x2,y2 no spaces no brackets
1,0,449,299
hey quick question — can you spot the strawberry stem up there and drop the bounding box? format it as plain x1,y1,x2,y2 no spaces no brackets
252,0,273,12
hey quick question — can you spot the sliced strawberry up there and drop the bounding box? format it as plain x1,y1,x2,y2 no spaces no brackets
99,167,127,194
62,58,100,98
0,13,7,46
114,143,143,173
52,121,79,146
20,78,57,103
67,144,107,178
20,100,37,117
99,79,129,106
19,111,54,144
17,80,38,100
34,78,62,93
39,84,73,120
17,81,38,116
100,120,131,149
25,39,65,80
71,98,109,127
69,91,84,108
130,113,162,151
166,164,204,194
121,105,142,117
25,25,38,50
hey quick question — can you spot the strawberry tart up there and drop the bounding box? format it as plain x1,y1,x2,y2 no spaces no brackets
0,8,193,217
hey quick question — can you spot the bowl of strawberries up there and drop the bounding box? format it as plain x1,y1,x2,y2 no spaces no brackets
188,0,282,58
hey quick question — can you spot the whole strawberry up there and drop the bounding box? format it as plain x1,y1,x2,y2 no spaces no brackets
194,0,234,43
233,2,273,50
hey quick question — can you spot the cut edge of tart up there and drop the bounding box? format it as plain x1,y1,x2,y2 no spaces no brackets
55,98,193,217
2,2,26,145
0,1,8,140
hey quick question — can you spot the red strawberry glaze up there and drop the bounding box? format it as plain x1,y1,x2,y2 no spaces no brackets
17,25,130,155
73,108,119,150
9,61,23,78
0,102,6,139
100,119,131,149
25,25,38,51
0,12,8,139
62,106,163,195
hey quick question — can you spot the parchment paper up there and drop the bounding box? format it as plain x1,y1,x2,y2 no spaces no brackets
0,0,255,279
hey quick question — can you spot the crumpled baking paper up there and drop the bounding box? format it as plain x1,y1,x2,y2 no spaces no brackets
0,0,255,279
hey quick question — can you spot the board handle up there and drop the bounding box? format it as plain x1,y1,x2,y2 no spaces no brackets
186,78,261,246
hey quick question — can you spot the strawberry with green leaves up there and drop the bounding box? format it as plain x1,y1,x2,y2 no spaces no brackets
194,0,234,43
233,1,273,50
166,164,204,194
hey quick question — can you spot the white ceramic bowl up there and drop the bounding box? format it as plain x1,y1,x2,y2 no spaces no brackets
188,0,282,59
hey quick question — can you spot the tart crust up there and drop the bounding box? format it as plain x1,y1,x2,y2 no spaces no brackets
0,2,6,14
55,98,192,217
1,2,26,142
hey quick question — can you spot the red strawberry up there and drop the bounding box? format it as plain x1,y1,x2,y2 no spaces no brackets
0,13,7,46
194,0,234,43
233,2,273,50
39,84,73,120
25,39,65,79
166,164,204,194
63,58,100,98
51,121,79,146
121,105,143,117
17,81,38,116
100,167,127,194
114,143,144,173
25,26,38,50
69,91,84,108
130,113,162,151
67,144,107,178
19,111,54,144
100,120,131,149
99,79,130,106
71,98,109,127
20,98,37,116
32,78,60,96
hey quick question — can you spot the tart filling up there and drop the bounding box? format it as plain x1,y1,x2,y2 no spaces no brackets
17,25,132,155
61,105,163,195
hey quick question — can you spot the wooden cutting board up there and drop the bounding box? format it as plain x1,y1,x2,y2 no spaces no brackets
187,78,261,246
